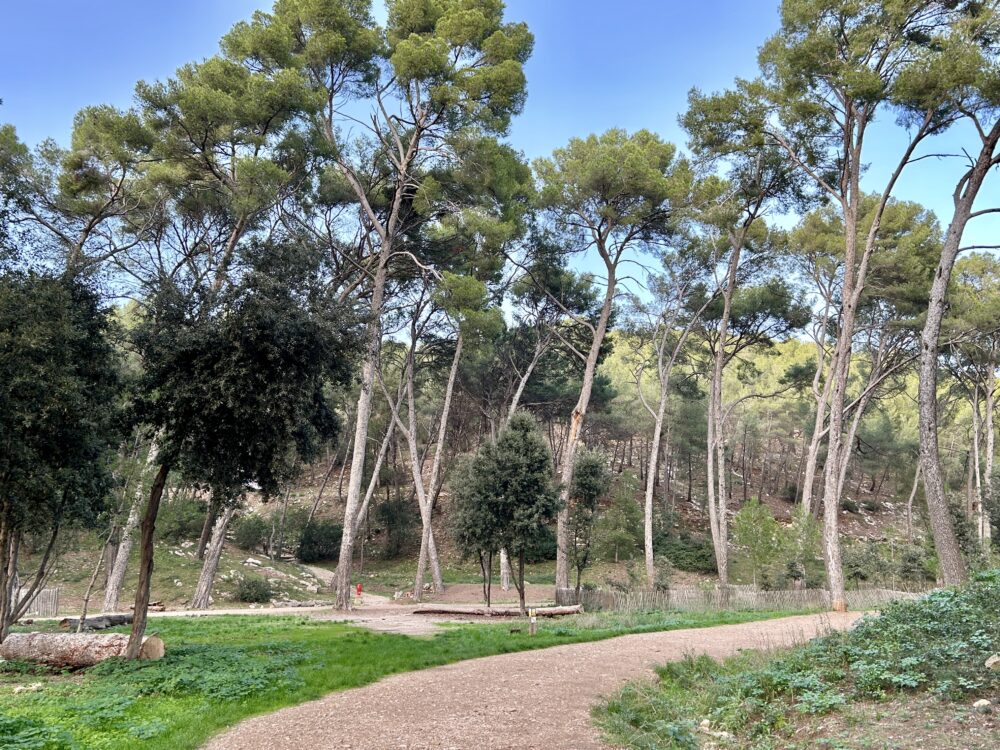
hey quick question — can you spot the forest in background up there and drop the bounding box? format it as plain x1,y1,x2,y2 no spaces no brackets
2,0,1000,656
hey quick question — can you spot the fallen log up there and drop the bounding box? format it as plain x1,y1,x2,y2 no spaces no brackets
413,604,582,617
58,614,133,631
0,632,164,667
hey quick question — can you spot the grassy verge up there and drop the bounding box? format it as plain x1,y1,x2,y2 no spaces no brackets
595,570,1000,750
0,608,799,750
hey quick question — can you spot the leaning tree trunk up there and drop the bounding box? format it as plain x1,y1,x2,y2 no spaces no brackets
413,333,463,599
555,269,616,590
104,441,160,613
917,120,1000,586
191,505,237,610
196,498,219,561
125,462,170,660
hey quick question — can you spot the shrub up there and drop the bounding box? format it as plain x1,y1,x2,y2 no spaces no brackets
653,532,717,574
839,497,860,514
157,494,208,543
232,514,269,553
296,519,343,563
596,571,1000,748
373,495,417,558
235,576,272,603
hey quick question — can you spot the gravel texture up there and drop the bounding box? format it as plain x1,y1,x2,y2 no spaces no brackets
203,611,861,750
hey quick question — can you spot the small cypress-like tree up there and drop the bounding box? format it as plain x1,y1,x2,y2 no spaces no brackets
450,412,561,613
568,449,611,597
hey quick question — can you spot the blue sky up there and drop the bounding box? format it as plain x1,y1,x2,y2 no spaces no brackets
1,0,997,248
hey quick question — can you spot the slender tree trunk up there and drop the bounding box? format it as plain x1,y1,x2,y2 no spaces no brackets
78,527,116,632
499,548,511,591
412,333,464,600
104,440,160,613
334,250,388,608
706,235,743,587
917,123,1000,585
196,498,218,561
906,464,921,543
125,462,170,660
983,364,995,545
191,505,237,609
555,268,616,590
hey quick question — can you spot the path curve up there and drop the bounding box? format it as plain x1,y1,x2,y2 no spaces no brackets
204,611,861,750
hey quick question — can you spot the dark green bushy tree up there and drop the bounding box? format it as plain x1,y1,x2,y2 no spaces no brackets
126,242,357,653
567,449,611,597
0,273,122,640
450,412,561,613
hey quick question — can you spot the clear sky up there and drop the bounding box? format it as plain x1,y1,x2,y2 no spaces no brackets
1,0,997,247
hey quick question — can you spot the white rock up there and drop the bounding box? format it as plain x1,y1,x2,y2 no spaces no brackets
244,558,261,566
973,699,992,713
13,683,42,694
986,654,1000,671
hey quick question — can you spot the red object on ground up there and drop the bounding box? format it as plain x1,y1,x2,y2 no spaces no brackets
356,583,363,596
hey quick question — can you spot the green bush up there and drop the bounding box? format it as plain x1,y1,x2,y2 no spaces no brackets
597,571,1000,749
232,514,269,553
373,495,417,558
157,494,207,543
523,523,557,563
235,576,272,603
653,532,717,574
296,520,342,563
839,497,860,514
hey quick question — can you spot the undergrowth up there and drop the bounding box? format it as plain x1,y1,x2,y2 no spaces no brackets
595,570,1000,749
0,609,795,749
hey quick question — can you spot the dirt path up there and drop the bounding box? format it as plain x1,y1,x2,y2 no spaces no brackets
203,611,861,750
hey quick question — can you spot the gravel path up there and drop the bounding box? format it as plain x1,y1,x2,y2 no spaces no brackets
203,611,861,750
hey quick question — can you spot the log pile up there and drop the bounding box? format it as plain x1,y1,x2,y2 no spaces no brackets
0,632,164,667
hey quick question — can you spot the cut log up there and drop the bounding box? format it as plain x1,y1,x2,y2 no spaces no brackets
0,632,164,667
58,614,133,631
413,604,582,617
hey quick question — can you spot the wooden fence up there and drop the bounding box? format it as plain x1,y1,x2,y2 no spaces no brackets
572,585,924,613
16,587,59,618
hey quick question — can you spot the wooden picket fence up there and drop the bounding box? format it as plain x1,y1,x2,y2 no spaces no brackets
15,587,60,618
573,585,924,613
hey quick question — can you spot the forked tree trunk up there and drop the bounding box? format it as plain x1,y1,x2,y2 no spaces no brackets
191,505,237,610
411,332,463,600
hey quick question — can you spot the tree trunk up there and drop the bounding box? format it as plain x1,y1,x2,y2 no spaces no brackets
499,548,511,591
917,122,1000,585
411,333,463,600
1,632,164,667
906,464,921,543
983,363,995,545
103,441,160,613
334,248,389,609
125,462,170,660
196,498,218,561
190,505,237,610
555,265,616,590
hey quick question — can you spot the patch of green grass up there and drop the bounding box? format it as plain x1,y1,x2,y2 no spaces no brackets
595,570,1000,750
0,609,798,749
